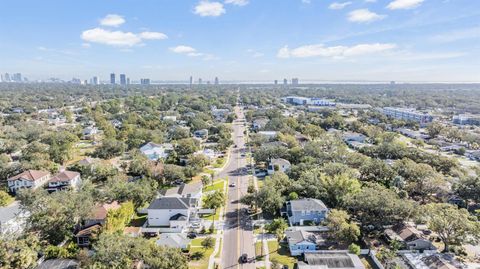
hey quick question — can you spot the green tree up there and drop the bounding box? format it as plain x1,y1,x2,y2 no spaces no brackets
201,236,215,251
0,190,14,206
326,209,360,244
348,243,361,255
93,139,126,159
0,234,40,269
425,203,480,252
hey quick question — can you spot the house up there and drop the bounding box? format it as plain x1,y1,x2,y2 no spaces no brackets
139,142,173,160
283,198,328,226
160,181,203,200
7,170,51,194
163,115,177,122
35,259,79,269
252,118,269,130
82,126,98,139
385,224,436,251
46,171,82,192
193,148,216,161
156,233,191,250
342,132,367,143
258,131,277,139
75,201,121,247
211,107,230,122
0,201,27,235
267,158,291,175
75,224,102,247
382,107,433,126
123,226,141,237
286,229,328,256
298,251,365,269
194,129,209,139
401,252,463,269
84,201,121,227
147,197,198,231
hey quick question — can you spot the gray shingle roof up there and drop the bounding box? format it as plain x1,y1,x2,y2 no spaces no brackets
148,197,196,210
289,198,328,212
36,259,79,269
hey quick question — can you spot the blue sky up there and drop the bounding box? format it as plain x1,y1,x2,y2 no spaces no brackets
0,0,479,82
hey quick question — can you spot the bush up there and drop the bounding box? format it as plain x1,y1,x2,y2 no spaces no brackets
348,243,361,255
0,190,14,206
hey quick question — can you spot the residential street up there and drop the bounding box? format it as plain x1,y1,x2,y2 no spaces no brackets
220,105,256,269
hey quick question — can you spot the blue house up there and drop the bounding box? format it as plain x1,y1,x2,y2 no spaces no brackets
283,198,328,226
285,229,327,256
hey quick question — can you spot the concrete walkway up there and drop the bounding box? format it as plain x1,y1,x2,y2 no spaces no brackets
208,173,228,269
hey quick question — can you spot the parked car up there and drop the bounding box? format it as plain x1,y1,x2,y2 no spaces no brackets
229,182,236,187
187,232,197,239
190,222,201,228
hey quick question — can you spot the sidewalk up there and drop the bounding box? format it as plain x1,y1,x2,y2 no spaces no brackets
208,172,228,269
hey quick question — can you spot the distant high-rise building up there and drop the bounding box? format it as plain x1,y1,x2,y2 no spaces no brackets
189,76,193,87
92,76,99,85
140,78,151,85
274,80,278,85
292,78,299,85
283,78,288,85
110,73,116,84
120,74,126,85
4,73,10,82
82,80,88,85
12,73,22,82
198,78,202,85
390,81,396,85
127,78,130,85
214,77,219,85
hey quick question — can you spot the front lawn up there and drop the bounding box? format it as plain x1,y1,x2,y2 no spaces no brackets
267,241,296,269
203,180,225,193
255,241,264,261
188,237,216,269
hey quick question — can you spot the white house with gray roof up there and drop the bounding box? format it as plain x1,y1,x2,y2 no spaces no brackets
298,251,365,269
156,233,191,250
283,198,329,226
267,158,291,175
160,181,203,200
147,197,198,231
286,229,328,256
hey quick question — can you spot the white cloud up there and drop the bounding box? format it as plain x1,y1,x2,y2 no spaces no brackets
100,14,126,27
194,1,226,17
431,27,480,43
81,43,91,48
365,0,377,2
387,0,424,10
348,9,386,23
139,31,168,40
81,28,166,47
277,43,397,59
329,2,352,10
170,45,197,54
247,49,264,58
225,0,249,6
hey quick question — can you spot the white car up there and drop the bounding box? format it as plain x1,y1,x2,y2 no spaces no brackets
229,182,236,187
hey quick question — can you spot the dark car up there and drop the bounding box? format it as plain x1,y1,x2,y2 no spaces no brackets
187,232,197,239
240,254,248,264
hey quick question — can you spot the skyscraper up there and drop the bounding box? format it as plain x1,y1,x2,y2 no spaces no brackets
110,73,116,84
283,78,288,85
292,78,299,85
4,73,10,82
127,78,130,85
198,78,202,85
120,74,126,85
92,76,99,85
214,77,219,85
189,76,193,88
12,73,22,82
140,78,150,85
274,80,278,85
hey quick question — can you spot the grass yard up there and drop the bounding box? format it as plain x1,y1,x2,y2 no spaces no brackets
201,208,221,221
203,180,225,193
188,237,216,269
255,241,264,261
212,157,226,168
267,241,296,269
257,178,265,189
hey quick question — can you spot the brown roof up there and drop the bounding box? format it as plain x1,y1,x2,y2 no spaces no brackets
49,171,80,183
91,201,121,220
8,170,50,182
75,224,102,237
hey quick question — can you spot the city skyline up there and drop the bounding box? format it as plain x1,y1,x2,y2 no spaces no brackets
0,0,479,82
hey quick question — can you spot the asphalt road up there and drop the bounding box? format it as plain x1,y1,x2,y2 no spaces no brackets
220,105,256,269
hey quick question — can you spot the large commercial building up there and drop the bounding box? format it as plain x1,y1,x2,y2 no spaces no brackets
214,77,219,85
292,78,299,85
282,96,336,107
140,78,151,85
382,107,433,125
119,74,126,85
453,114,480,126
110,73,116,84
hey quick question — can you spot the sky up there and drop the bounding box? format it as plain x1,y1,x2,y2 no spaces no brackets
0,0,479,82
